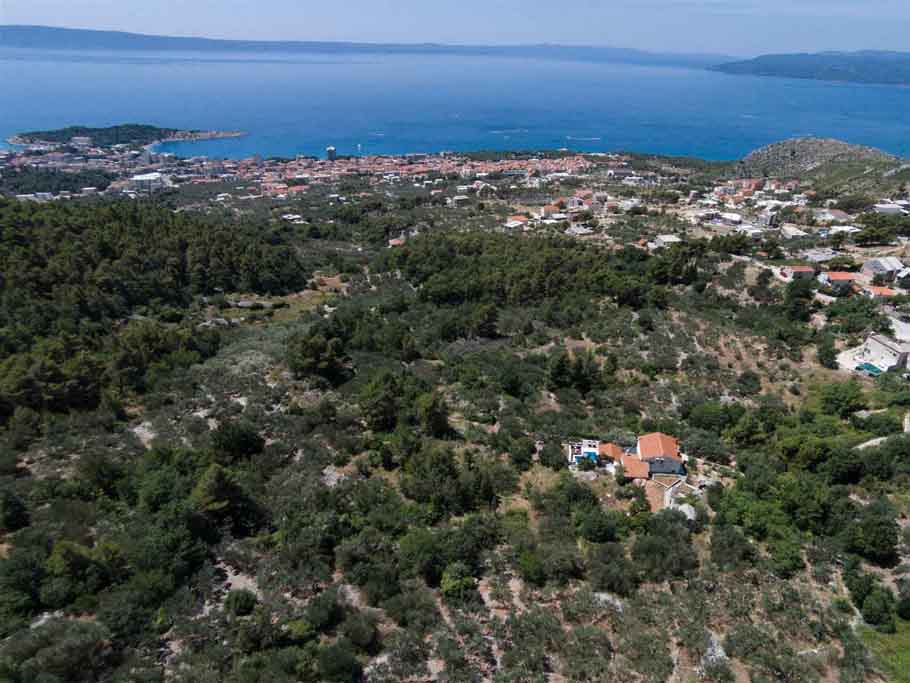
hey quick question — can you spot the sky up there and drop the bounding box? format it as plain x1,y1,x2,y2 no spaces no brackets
2,0,910,57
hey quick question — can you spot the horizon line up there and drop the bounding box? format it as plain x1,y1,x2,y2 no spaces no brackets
5,24,907,62
0,23,741,59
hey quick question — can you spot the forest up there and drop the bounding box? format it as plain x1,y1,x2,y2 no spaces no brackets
0,185,908,682
0,198,307,423
13,124,181,147
0,168,115,195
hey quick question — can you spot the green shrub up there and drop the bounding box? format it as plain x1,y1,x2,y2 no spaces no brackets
211,420,265,462
0,618,112,681
341,611,380,654
306,587,345,633
862,587,896,633
0,489,29,534
225,588,258,617
318,638,363,682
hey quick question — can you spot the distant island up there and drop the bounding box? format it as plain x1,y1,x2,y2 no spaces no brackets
8,124,247,148
8,26,910,88
714,51,910,86
0,24,729,69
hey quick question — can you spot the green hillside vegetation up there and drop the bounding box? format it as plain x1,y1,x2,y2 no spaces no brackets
861,619,910,683
0,167,115,195
0,174,909,681
715,51,910,86
14,124,180,146
0,198,308,423
808,160,910,198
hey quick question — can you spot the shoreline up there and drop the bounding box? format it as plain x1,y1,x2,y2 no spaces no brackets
4,127,906,166
145,130,248,153
157,130,248,144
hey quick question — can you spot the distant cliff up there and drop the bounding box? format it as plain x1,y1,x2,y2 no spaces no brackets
0,25,729,69
714,51,910,86
736,138,897,177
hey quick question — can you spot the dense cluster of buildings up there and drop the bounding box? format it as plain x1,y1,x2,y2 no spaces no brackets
0,135,599,204
680,177,909,242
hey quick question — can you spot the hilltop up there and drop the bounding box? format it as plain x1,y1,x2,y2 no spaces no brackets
715,51,910,86
736,138,898,177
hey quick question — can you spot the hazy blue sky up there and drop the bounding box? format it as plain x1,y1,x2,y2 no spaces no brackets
2,0,910,56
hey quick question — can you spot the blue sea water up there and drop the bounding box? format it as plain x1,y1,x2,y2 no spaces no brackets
2,47,910,160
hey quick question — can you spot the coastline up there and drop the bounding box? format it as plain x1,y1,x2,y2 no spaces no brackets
145,130,248,154
158,130,247,144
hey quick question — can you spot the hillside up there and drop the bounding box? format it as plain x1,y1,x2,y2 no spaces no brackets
1,156,909,681
715,51,910,86
0,25,729,68
736,137,898,177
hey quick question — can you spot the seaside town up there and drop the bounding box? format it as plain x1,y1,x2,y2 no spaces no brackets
6,129,910,386
6,0,910,676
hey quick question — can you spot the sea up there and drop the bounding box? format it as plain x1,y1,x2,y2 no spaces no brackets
3,47,910,160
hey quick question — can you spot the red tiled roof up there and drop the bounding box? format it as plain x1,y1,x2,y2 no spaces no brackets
638,433,680,461
825,272,858,281
789,265,815,273
599,443,624,461
867,286,897,297
621,453,650,480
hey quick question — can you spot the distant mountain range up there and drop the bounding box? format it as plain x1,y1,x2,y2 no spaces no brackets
5,26,908,87
0,25,728,69
714,51,910,86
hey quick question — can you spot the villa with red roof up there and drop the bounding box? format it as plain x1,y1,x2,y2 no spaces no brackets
598,441,650,480
566,433,685,478
863,286,898,301
620,453,651,480
782,265,815,281
818,271,858,292
599,443,624,462
636,432,686,476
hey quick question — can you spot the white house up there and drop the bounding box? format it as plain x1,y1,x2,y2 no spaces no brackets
862,257,904,281
847,335,910,373
567,440,600,468
874,203,906,216
655,234,683,249
780,224,809,239
130,172,164,192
